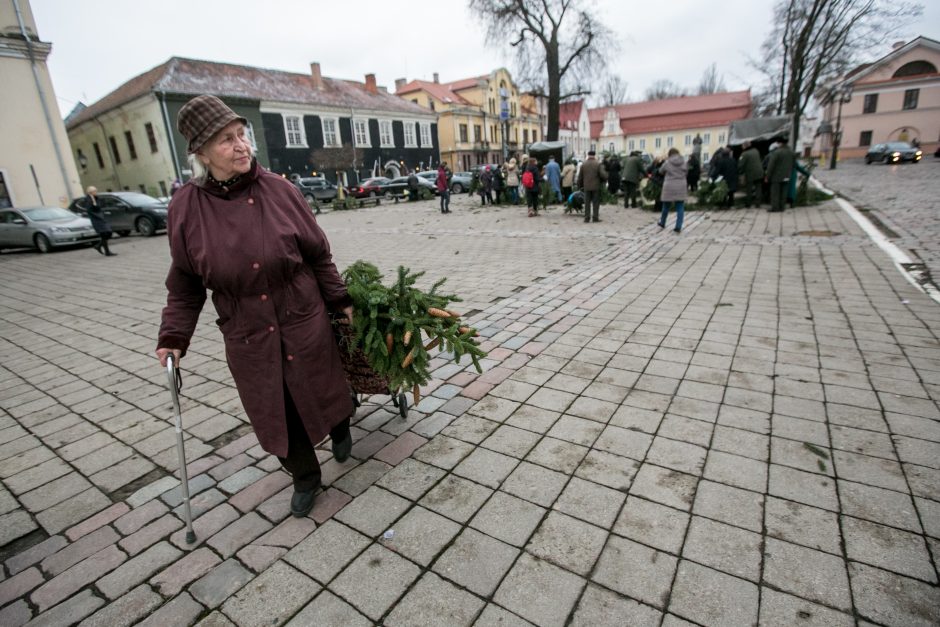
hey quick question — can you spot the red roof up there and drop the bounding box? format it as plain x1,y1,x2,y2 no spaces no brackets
68,57,431,129
558,100,584,130
396,74,489,105
587,90,751,139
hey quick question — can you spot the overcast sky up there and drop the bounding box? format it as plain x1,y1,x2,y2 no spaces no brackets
31,0,939,118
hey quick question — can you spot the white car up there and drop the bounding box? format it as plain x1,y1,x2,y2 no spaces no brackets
0,207,98,253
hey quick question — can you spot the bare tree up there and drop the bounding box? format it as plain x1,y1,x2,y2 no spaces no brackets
754,0,921,145
697,63,727,95
644,80,686,101
593,75,629,107
469,0,616,141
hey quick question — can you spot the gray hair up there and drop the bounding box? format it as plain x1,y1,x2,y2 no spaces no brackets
186,129,256,184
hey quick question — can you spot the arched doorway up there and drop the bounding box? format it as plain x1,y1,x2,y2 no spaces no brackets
383,161,401,178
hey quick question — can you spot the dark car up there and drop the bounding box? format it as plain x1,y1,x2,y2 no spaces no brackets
387,175,437,199
347,177,390,199
294,177,338,203
69,191,167,236
0,206,98,253
865,142,923,164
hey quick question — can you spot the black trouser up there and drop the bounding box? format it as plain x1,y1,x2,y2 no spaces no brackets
561,186,572,203
743,179,761,207
623,182,638,207
584,190,600,221
770,181,787,211
94,232,113,254
278,386,350,491
526,190,540,212
725,189,735,208
439,189,450,212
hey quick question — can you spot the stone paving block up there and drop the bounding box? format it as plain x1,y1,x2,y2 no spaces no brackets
0,567,43,607
702,449,767,493
629,463,697,511
442,414,501,444
574,449,639,492
64,502,129,542
571,583,662,627
216,466,267,495
207,453,253,482
526,511,607,576
310,487,353,524
78,583,162,627
376,458,446,501
285,590,372,627
453,447,519,489
668,560,759,626
32,545,127,611
839,479,922,532
842,516,936,582
592,534,677,609
330,543,421,621
26,589,104,627
255,515,317,548
284,519,370,584
42,526,120,576
114,499,168,535
762,537,852,611
645,437,708,476
229,470,292,513
765,496,841,555
768,464,838,512
682,516,762,582
150,546,221,596
118,513,183,556
548,415,605,447
832,449,908,492
501,461,567,507
373,432,428,466
849,561,940,627
35,487,111,535
206,511,272,559
189,558,254,609
469,491,545,548
96,541,182,600
906,463,940,501
0,599,31,627
525,437,589,474
412,436,475,470
380,505,460,566
237,545,287,572
332,459,393,496
159,473,215,508
5,534,67,576
493,552,585,627
19,472,93,513
222,561,320,626
174,487,227,520
552,476,625,529
136,592,204,627
692,479,764,532
5,458,71,495
170,503,239,549
434,527,520,596
334,485,410,538
385,571,485,627
758,588,854,627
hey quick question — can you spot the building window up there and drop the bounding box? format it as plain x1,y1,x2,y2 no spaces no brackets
608,142,615,152
109,136,121,164
703,151,710,162
628,139,635,151
93,142,104,168
684,134,691,146
863,94,878,114
903,89,919,110
490,125,497,142
412,99,419,105
859,130,873,146
144,123,158,153
429,100,435,111
718,132,725,144
322,118,340,147
666,136,674,147
523,129,528,144
379,120,393,147
703,133,711,144
353,119,370,147
655,137,662,149
124,131,137,160
474,125,482,142
283,115,306,147
403,122,417,147
532,130,537,142
246,122,258,150
489,98,496,114
459,124,468,143
639,139,646,149
419,122,432,147
138,184,146,193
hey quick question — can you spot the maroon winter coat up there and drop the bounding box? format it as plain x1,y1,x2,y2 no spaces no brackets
157,160,353,457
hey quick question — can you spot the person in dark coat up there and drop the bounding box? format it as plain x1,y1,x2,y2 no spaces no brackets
738,141,763,208
407,171,420,202
523,157,541,216
622,152,644,208
479,166,493,205
156,95,354,518
436,163,450,214
709,148,738,208
606,156,622,196
658,148,688,232
577,151,607,223
766,139,796,212
84,186,116,256
686,154,701,193
492,167,506,204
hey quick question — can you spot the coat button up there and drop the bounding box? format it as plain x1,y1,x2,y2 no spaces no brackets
252,262,260,269
286,354,294,361
260,294,268,301
247,198,254,205
268,325,275,332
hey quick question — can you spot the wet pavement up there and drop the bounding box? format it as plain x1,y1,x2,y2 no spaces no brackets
0,191,938,626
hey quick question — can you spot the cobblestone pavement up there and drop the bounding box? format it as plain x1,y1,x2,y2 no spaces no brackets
813,157,940,285
1,192,938,626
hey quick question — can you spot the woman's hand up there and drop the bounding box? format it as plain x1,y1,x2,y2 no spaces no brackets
343,305,354,325
156,348,182,368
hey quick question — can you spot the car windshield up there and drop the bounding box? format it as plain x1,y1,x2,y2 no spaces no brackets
886,142,913,150
299,178,325,185
116,192,163,205
22,207,77,221
362,178,388,185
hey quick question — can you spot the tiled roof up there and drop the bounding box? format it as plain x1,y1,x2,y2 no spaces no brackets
67,57,432,129
559,100,584,129
395,74,487,105
588,90,752,139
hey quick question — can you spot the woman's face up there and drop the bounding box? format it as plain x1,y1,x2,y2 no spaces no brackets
198,120,252,181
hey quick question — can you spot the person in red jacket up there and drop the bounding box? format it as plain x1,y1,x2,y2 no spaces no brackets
436,162,450,214
155,95,354,518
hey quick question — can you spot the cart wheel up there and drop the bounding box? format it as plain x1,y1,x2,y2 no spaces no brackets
398,392,408,418
391,393,399,408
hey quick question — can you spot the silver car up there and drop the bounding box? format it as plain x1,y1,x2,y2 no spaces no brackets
0,207,98,253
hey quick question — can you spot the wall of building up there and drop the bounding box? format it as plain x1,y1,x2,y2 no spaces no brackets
835,80,940,157
0,0,82,207
598,125,730,163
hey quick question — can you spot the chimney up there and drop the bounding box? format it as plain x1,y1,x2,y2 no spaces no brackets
365,73,377,94
395,78,407,92
892,40,906,50
310,62,323,89
433,72,439,84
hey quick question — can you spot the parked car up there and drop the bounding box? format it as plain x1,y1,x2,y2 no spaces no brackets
69,191,167,236
294,177,338,203
449,172,473,194
0,206,98,253
865,142,923,164
347,177,390,198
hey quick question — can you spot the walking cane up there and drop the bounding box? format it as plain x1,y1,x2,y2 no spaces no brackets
166,354,197,544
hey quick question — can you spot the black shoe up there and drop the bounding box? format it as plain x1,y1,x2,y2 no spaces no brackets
657,222,665,229
93,243,104,255
593,219,602,222
290,488,317,517
332,430,352,463
105,251,117,256
674,228,682,233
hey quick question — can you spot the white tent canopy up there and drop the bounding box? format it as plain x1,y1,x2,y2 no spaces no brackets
728,115,792,146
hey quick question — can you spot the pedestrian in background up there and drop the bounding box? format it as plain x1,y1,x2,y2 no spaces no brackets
493,166,506,204
156,94,354,519
479,166,494,205
84,186,116,256
505,158,520,205
606,155,622,197
686,153,701,193
561,159,576,202
544,155,562,202
766,138,795,212
407,170,420,202
436,162,450,214
170,178,182,196
523,157,541,217
709,147,737,208
577,150,607,223
657,148,688,232
622,151,644,208
738,141,763,208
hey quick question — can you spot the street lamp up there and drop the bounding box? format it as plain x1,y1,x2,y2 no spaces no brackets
829,83,853,170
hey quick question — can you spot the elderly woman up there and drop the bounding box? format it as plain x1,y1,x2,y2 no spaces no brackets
84,186,116,256
155,95,354,518
657,148,688,233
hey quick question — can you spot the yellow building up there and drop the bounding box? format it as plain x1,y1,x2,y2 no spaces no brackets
0,0,82,208
395,68,542,172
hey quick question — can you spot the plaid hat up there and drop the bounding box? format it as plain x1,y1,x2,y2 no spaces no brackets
177,95,247,154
